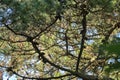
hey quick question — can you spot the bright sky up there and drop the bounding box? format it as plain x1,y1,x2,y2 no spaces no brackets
3,72,17,80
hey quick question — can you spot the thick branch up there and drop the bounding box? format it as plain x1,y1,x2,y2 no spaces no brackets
76,8,88,72
30,37,98,80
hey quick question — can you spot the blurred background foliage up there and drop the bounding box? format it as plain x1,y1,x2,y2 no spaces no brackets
0,0,120,80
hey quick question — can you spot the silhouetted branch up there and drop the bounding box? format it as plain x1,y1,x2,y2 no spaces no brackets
0,65,72,80
76,5,88,72
33,16,58,39
5,24,30,38
102,22,120,43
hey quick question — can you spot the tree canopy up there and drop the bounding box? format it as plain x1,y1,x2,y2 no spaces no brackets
0,0,120,80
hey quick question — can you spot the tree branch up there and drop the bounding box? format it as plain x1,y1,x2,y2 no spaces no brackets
76,6,88,72
33,16,58,39
0,65,71,80
102,22,120,43
30,36,98,80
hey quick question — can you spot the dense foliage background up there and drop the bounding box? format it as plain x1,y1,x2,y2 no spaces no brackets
0,0,120,80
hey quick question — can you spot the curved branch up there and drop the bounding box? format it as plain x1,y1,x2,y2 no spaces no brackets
0,65,71,80
11,70,71,80
102,22,120,43
5,24,31,38
33,17,58,39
